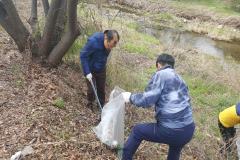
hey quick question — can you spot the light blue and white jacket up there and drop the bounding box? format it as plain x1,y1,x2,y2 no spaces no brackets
130,65,194,128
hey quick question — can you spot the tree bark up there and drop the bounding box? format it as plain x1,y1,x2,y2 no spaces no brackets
38,0,62,58
29,0,38,34
0,2,7,19
47,0,80,66
41,0,49,16
50,0,67,52
0,0,29,52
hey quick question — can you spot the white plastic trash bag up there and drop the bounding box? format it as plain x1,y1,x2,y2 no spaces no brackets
10,146,34,160
93,86,125,148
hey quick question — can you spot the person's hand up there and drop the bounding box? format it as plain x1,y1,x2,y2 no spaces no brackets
86,73,92,81
121,92,131,103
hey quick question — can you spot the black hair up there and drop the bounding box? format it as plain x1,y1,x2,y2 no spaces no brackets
156,53,175,68
104,30,120,41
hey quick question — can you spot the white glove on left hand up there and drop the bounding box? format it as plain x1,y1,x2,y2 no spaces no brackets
121,92,131,103
86,73,92,82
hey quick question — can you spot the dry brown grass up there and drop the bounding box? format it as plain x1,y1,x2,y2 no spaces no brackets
106,44,240,159
169,47,240,92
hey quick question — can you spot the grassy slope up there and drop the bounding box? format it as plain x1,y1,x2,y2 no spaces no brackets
111,0,240,41
66,2,240,159
177,0,240,40
169,0,240,41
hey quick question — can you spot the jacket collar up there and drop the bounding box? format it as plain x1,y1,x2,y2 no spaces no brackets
159,64,172,71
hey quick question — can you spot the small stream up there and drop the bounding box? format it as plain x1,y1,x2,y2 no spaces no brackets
102,6,240,63
142,27,240,62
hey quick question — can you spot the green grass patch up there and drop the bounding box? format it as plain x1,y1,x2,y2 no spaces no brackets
123,43,151,56
124,25,160,45
107,64,148,91
141,33,160,44
65,37,87,58
126,22,141,30
10,64,25,88
53,97,65,109
184,75,239,110
15,79,24,88
146,65,157,75
121,29,161,58
183,74,239,137
58,131,71,140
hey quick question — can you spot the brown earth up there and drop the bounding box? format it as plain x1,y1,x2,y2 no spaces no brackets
0,30,194,160
0,31,203,160
0,29,120,159
0,1,118,158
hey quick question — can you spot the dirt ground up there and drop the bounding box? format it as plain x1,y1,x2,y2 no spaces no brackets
0,28,121,159
0,1,118,159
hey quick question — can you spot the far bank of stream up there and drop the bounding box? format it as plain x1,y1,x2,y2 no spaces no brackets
141,27,240,62
103,4,240,63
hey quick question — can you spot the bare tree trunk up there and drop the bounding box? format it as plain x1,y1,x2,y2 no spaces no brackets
0,2,7,19
29,0,42,56
41,0,49,16
50,0,67,52
48,0,80,66
38,0,62,58
29,0,38,33
0,0,30,52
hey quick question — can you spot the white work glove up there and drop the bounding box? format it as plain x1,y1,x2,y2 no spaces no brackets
86,73,92,81
121,92,131,103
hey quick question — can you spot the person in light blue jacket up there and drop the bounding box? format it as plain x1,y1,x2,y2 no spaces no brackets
121,53,195,160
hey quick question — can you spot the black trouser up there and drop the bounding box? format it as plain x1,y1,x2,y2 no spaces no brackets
218,119,236,152
86,69,106,107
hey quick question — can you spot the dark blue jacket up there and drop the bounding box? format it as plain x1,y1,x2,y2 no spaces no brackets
80,32,109,76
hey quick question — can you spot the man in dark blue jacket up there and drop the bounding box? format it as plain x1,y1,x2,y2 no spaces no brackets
80,30,119,109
